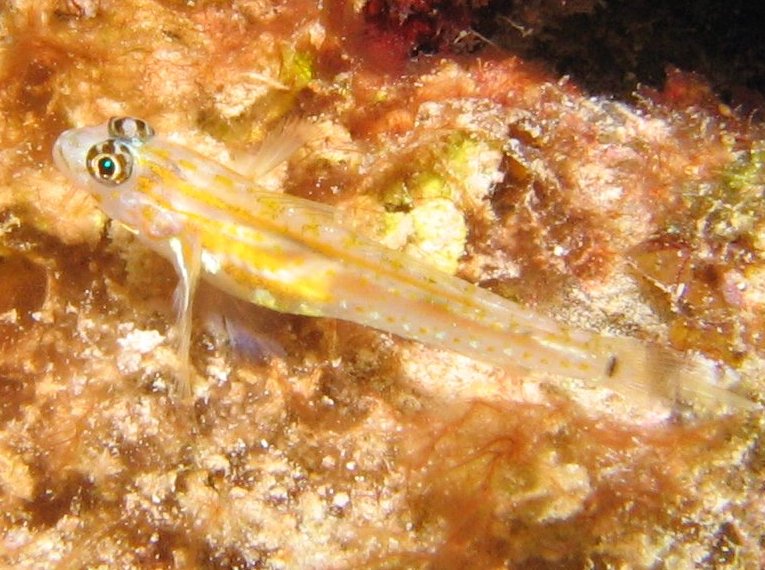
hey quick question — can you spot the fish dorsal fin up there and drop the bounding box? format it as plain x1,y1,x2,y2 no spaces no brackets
234,119,320,179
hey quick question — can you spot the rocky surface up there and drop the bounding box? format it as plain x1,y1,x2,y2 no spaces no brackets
0,1,762,568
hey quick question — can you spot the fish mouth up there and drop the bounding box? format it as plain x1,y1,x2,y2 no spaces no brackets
52,129,88,180
52,133,73,174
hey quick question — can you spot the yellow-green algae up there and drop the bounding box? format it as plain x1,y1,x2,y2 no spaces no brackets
377,132,503,274
665,139,765,252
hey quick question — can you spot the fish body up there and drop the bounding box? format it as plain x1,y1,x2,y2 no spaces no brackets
53,117,751,409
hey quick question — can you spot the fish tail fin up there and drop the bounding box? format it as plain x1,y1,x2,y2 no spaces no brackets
599,337,755,412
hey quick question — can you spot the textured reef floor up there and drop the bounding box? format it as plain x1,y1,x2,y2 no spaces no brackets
0,1,764,568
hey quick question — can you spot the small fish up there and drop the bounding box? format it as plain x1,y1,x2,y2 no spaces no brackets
53,116,752,410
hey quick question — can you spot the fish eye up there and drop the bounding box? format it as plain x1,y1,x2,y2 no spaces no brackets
86,140,134,186
108,116,155,142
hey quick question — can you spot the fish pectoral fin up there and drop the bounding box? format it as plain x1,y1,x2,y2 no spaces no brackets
168,234,202,399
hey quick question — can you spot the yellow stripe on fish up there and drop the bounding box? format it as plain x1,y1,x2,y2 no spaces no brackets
52,116,754,411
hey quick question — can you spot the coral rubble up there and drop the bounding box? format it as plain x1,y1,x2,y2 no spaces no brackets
0,1,763,568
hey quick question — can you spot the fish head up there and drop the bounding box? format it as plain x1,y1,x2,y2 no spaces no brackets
53,116,158,226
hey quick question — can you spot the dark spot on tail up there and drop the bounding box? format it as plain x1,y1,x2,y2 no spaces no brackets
606,355,619,377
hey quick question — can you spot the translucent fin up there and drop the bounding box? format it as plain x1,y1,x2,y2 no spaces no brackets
197,287,287,365
168,235,201,399
234,119,319,179
598,336,755,412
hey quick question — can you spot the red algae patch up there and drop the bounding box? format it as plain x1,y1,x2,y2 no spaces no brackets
0,1,763,569
397,400,758,569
